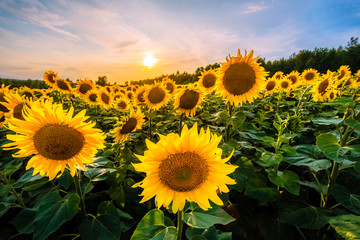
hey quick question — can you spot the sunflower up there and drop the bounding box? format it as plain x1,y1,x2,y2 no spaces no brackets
134,86,147,105
114,98,129,112
126,90,135,101
112,85,121,94
216,49,268,106
279,78,292,91
43,70,58,87
311,77,332,102
84,89,99,106
76,79,95,96
3,100,105,180
3,92,28,122
198,69,218,93
286,71,301,88
113,93,124,102
53,78,72,94
273,71,284,80
162,77,177,96
352,70,360,89
133,123,237,213
98,89,112,109
174,84,205,117
111,109,145,142
144,83,170,110
32,90,45,99
18,87,35,100
301,69,319,85
0,84,10,114
336,65,351,83
326,89,338,101
0,112,5,128
264,78,278,95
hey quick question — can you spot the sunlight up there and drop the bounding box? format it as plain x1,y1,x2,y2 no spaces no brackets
143,54,158,68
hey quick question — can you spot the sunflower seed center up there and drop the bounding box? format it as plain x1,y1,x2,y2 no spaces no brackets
13,103,25,120
305,73,314,81
34,124,85,160
57,80,70,91
179,90,200,110
202,74,216,88
79,83,92,94
120,117,137,134
159,151,208,192
101,92,110,104
148,86,165,104
223,62,256,95
318,79,329,95
266,81,276,91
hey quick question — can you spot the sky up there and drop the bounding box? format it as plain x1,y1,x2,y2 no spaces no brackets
0,0,359,84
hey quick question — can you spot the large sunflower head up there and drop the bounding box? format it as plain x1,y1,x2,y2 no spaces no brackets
54,78,72,94
144,83,170,110
301,69,319,85
76,79,95,96
111,109,145,142
43,70,58,87
273,71,284,80
198,69,218,93
98,89,112,109
84,89,99,106
162,77,177,96
174,84,205,117
216,49,268,106
3,100,105,180
264,78,278,95
286,71,301,88
133,123,237,213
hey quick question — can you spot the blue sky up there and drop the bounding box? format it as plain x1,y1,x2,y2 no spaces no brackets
0,0,359,84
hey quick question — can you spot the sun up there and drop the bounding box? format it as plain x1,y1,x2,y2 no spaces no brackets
143,54,158,68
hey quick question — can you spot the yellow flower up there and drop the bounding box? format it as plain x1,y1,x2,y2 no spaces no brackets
43,70,58,87
301,69,319,85
326,89,339,101
0,84,11,114
264,78,278,95
286,70,301,88
111,109,145,142
216,49,268,106
133,123,237,213
84,89,99,106
279,78,292,91
174,84,205,117
134,86,147,105
18,86,35,100
162,77,177,96
76,79,95,96
0,112,5,128
54,78,72,94
3,92,28,122
273,71,284,80
311,77,333,102
114,98,129,112
3,100,105,180
144,83,170,110
198,69,218,92
98,89,112,109
336,65,351,83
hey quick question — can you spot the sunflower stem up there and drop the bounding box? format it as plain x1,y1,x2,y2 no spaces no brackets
74,171,87,219
295,84,312,116
177,210,184,240
1,173,25,208
226,102,233,142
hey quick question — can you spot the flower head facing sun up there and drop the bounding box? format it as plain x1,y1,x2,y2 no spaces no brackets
3,100,105,180
98,89,112,109
264,78,278,95
84,89,99,106
43,70,58,87
301,69,319,85
144,83,170,110
217,49,268,106
174,84,205,117
133,123,237,213
111,109,145,142
76,79,95,96
198,69,218,92
54,79,72,94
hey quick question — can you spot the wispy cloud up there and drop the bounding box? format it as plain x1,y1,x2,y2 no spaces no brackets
242,1,268,14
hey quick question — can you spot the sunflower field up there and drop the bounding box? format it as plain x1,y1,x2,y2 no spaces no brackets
1,49,360,240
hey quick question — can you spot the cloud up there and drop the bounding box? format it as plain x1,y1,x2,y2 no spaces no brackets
241,1,268,14
0,0,80,40
114,39,139,53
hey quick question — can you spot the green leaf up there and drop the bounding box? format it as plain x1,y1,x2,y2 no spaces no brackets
345,118,360,131
355,162,360,174
332,184,360,214
33,192,80,240
84,168,116,181
344,145,360,158
0,203,9,218
3,162,22,176
245,174,281,202
150,227,177,240
327,215,360,240
283,144,331,172
186,226,232,240
13,169,43,188
281,144,297,155
316,133,347,162
184,204,235,229
97,201,134,232
22,178,49,191
229,157,255,192
232,112,246,129
268,170,300,195
279,201,328,229
80,215,124,240
258,152,283,167
0,181,14,197
219,110,231,125
311,117,344,125
10,208,37,234
130,209,169,240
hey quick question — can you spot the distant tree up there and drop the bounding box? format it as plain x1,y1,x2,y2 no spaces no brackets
96,76,108,86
